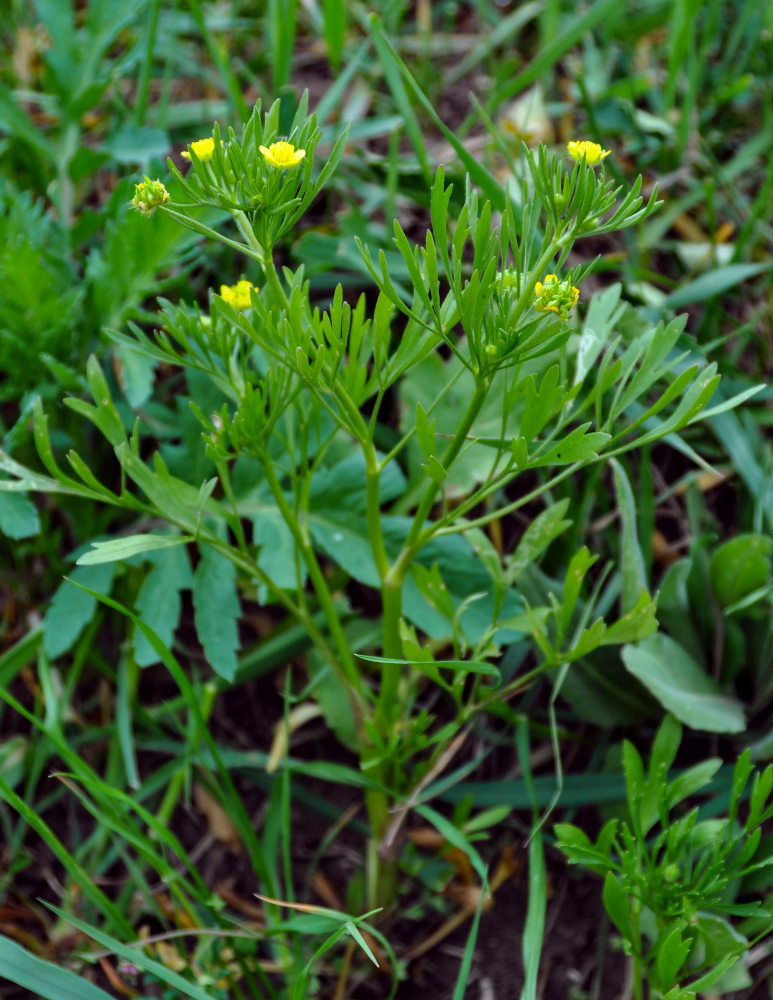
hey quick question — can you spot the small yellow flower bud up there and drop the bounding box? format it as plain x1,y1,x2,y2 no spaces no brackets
181,136,216,162
567,140,611,166
259,141,306,169
131,176,170,217
219,280,257,311
533,274,580,321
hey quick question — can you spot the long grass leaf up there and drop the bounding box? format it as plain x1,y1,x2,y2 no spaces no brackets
368,19,505,210
0,934,115,1000
44,906,220,1000
490,0,619,107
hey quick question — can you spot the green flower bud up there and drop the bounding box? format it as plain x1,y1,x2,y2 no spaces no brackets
131,176,170,217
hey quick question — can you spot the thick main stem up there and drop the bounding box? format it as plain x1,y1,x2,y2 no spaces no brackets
363,379,491,909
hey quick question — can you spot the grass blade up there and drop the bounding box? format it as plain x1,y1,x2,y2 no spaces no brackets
45,905,220,1000
516,720,547,1000
322,0,347,70
368,18,505,210
489,0,620,108
0,934,115,1000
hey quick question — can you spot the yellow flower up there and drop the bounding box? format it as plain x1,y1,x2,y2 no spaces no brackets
259,141,306,169
219,280,257,311
567,140,611,166
182,136,216,162
533,274,580,320
131,177,169,216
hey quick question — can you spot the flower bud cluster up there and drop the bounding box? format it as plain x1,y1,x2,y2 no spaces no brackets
533,274,580,320
131,176,170,216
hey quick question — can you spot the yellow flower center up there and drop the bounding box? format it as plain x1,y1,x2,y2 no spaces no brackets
566,140,611,166
182,137,216,162
259,141,306,169
219,280,257,311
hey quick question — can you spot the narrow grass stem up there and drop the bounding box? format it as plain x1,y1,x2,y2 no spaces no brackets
135,0,161,124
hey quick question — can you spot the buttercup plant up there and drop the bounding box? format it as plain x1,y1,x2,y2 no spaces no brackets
556,715,773,999
0,94,755,921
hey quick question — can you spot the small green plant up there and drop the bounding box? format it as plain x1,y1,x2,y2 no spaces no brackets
556,715,773,999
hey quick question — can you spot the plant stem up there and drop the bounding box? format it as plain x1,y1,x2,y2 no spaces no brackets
258,456,364,709
233,210,290,309
376,377,489,731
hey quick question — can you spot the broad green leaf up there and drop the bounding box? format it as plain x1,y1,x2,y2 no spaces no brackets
0,492,40,539
103,124,170,166
116,445,198,532
310,452,406,508
309,511,379,587
43,563,116,659
0,934,115,1000
693,915,750,992
193,547,240,682
622,634,745,733
708,534,772,609
77,533,192,565
133,545,194,667
254,506,303,593
399,354,517,495
558,651,652,727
